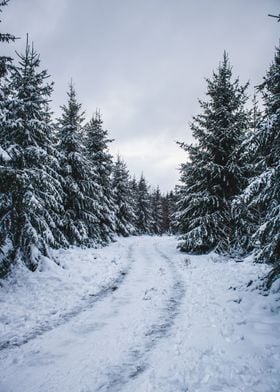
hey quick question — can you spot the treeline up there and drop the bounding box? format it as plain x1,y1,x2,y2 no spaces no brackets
0,3,175,276
176,49,279,286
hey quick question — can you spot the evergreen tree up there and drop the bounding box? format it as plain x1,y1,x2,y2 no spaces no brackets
112,155,136,236
231,95,263,254
58,83,101,246
136,174,152,234
0,67,16,275
239,47,280,277
84,111,115,243
128,175,139,232
176,53,250,254
150,186,163,235
0,39,67,274
161,193,171,234
167,190,177,234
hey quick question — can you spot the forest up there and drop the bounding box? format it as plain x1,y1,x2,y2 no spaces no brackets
0,0,279,287
0,1,279,286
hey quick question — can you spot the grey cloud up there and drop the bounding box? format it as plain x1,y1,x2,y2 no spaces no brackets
2,0,279,191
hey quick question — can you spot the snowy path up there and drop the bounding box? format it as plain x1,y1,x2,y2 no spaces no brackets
1,236,280,392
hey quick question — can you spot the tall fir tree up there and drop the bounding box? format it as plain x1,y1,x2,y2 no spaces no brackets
112,155,136,236
0,74,13,275
128,175,139,232
58,82,99,246
176,53,250,254
84,111,115,243
167,190,177,234
150,186,163,235
239,47,280,282
231,95,263,254
0,39,68,274
136,174,152,234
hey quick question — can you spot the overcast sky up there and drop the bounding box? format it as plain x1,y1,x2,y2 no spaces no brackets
2,0,279,192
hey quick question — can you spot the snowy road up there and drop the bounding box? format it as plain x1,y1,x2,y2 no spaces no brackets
1,236,280,392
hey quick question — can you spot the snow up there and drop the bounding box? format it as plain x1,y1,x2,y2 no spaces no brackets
0,145,11,161
0,236,280,392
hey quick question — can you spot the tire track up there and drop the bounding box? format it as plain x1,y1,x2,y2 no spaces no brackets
0,244,135,352
94,241,186,392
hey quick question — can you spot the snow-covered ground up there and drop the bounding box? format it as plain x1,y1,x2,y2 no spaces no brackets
0,236,280,392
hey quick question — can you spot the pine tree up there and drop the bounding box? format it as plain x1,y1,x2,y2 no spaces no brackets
128,175,139,232
176,53,250,254
167,191,177,234
240,47,280,278
0,39,68,274
161,194,171,234
84,111,115,243
0,68,15,276
150,186,163,235
0,0,16,77
231,95,263,254
58,82,100,246
112,155,136,236
136,174,152,234
0,0,15,274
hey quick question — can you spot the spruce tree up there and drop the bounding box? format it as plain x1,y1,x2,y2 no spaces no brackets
58,83,100,246
136,174,152,234
0,39,67,273
167,191,177,234
112,155,136,236
0,0,16,274
231,95,263,254
150,186,163,235
84,111,115,243
176,53,250,254
240,47,280,275
161,194,171,234
0,69,15,276
128,175,139,232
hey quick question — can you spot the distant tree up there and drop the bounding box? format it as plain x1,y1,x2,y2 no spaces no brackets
150,186,163,235
161,194,171,234
176,53,250,254
136,174,152,234
128,175,139,231
112,155,136,236
84,111,115,243
167,191,177,234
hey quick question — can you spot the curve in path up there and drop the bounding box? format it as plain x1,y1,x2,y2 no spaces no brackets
0,236,185,392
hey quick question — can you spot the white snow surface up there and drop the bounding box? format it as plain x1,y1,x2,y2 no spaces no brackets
0,236,280,392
